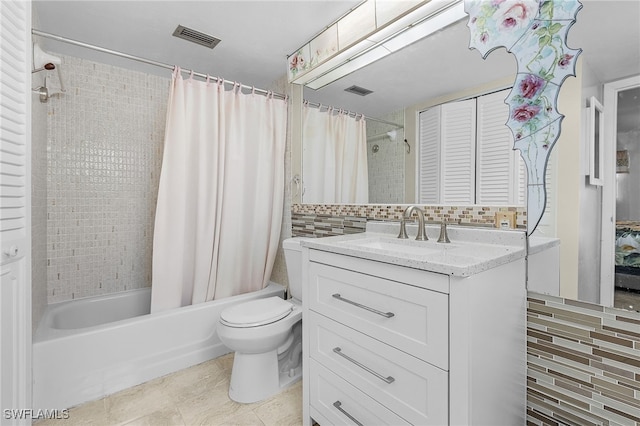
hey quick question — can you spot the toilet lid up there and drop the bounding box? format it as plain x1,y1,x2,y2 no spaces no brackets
220,296,293,327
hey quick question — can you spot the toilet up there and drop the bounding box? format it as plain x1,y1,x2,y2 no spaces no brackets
217,237,308,403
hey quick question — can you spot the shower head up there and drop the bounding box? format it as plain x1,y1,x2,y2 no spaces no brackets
386,130,397,141
44,63,56,70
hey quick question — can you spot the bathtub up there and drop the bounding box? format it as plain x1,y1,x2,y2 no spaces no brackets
33,282,285,410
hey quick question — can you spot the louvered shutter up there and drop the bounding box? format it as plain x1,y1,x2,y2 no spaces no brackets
1,1,29,257
418,106,441,203
440,99,476,204
517,151,526,205
476,89,525,205
1,1,32,421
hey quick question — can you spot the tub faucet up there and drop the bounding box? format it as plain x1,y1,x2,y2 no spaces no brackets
397,205,427,241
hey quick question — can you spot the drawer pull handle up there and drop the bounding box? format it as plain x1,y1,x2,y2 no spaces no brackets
333,401,364,426
331,293,395,318
333,347,395,384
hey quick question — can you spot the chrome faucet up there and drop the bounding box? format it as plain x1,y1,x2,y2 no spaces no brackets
437,221,451,243
397,205,427,241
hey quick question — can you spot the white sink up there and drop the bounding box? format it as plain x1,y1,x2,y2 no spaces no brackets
338,236,458,258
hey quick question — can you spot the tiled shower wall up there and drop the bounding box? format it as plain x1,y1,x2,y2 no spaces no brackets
32,68,48,330
46,56,169,303
366,109,404,204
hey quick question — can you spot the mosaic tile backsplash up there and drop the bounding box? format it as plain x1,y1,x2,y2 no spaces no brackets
46,56,169,303
526,293,640,425
291,203,526,237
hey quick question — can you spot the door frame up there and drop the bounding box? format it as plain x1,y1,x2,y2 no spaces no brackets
600,75,640,306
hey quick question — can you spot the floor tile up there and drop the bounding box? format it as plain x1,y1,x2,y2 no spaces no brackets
34,353,302,426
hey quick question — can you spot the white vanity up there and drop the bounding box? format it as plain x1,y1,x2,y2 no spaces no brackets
300,222,527,425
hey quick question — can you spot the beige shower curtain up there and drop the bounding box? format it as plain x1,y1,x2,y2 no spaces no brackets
302,106,368,203
151,70,287,313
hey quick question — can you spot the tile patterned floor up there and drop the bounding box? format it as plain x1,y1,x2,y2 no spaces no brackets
35,353,303,426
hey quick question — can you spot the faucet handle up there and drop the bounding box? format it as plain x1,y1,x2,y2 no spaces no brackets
397,219,408,239
437,221,450,243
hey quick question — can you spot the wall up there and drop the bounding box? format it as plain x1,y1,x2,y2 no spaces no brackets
265,75,294,291
45,55,168,303
527,292,640,425
555,60,583,300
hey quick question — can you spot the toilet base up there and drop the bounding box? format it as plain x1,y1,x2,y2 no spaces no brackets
228,350,301,404
228,322,302,404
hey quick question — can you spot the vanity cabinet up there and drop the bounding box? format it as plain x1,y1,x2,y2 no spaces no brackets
301,248,526,426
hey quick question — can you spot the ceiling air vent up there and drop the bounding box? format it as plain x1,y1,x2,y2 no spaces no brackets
172,25,221,49
344,85,373,96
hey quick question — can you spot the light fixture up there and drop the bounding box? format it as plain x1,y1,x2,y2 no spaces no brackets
290,0,467,90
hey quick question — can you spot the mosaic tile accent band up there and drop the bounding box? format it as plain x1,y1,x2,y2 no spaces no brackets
526,293,640,425
292,203,526,237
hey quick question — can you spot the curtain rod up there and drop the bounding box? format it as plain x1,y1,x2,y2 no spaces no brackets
303,100,403,128
31,29,287,101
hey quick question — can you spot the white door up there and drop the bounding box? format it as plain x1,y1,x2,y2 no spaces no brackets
0,1,32,424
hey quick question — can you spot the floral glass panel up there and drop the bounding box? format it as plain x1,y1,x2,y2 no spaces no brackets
465,0,582,235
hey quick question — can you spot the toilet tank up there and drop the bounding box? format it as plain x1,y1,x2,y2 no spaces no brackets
282,237,311,301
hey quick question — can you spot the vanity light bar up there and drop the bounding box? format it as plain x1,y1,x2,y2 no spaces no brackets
299,0,466,90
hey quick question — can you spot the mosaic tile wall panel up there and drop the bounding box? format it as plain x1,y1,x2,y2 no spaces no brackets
46,55,169,303
526,293,640,425
32,71,48,331
366,109,404,204
291,203,526,236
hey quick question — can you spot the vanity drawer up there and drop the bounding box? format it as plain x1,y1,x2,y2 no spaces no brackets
309,312,449,426
309,359,410,426
308,261,449,369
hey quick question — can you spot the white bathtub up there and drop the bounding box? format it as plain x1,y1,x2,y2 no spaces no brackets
33,282,285,410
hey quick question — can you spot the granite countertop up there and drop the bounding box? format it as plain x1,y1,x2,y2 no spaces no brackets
301,222,527,277
528,236,561,255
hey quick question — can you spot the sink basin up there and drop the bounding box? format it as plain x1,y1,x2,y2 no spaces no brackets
338,236,458,257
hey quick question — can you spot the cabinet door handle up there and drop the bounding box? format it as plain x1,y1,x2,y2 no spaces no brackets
333,401,364,426
331,293,395,318
333,347,395,384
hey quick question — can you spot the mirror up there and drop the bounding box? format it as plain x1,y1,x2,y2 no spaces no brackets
296,0,640,310
301,16,516,205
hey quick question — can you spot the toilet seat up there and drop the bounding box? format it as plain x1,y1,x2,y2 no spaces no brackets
220,296,293,328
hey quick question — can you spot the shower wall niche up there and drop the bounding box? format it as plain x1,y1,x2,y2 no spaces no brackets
45,55,169,303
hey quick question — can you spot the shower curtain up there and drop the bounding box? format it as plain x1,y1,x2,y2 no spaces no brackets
151,70,287,313
302,106,368,203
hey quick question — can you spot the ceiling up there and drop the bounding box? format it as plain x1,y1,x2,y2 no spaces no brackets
33,1,361,87
33,1,640,131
